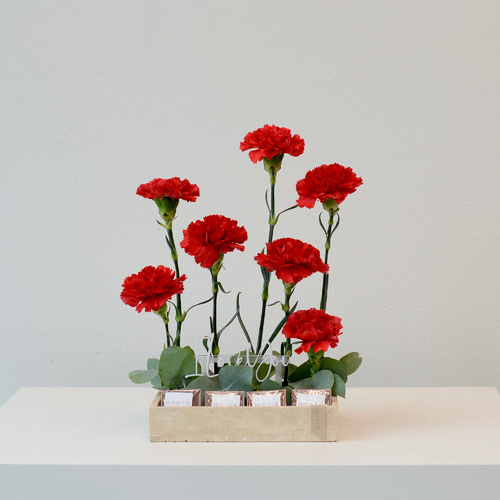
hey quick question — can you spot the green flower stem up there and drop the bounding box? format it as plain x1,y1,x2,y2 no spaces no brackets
211,271,219,351
281,283,294,387
320,209,336,312
154,305,172,347
256,171,277,354
210,255,223,374
166,226,184,345
164,322,171,347
267,175,276,242
256,279,269,354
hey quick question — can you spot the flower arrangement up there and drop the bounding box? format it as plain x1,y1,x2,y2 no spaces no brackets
122,125,363,403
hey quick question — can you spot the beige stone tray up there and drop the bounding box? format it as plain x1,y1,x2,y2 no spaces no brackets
149,391,338,442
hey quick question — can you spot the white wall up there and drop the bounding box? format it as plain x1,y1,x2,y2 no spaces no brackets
1,1,499,406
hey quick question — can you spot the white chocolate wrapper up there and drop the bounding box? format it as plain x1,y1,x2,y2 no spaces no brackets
205,391,245,407
292,389,332,406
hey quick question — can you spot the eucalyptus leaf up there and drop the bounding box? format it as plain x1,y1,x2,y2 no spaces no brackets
229,350,251,364
158,346,197,389
291,378,314,390
183,346,196,357
312,370,334,389
254,362,275,382
339,352,363,376
150,374,168,390
288,360,312,383
321,357,348,383
258,379,282,391
218,365,254,392
186,375,222,405
129,369,158,384
332,373,346,398
147,358,159,370
182,345,202,374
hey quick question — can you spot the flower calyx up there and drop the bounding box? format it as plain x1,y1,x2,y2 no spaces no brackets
153,303,169,323
307,347,324,374
211,254,224,277
263,154,284,178
322,198,339,216
154,196,179,226
283,281,296,296
281,341,293,357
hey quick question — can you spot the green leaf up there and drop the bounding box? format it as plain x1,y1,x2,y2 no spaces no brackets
158,346,197,389
186,375,222,405
332,373,346,398
229,350,252,364
182,346,202,374
287,363,298,377
258,379,282,391
321,357,348,383
339,352,363,376
312,370,334,389
288,360,312,383
291,377,314,389
147,358,159,370
218,365,254,392
263,301,298,352
183,346,196,357
129,369,158,384
150,374,168,390
236,294,254,352
254,362,275,382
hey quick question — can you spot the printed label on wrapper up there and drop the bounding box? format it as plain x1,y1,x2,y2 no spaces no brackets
292,389,332,406
161,389,201,407
247,390,286,407
205,391,245,407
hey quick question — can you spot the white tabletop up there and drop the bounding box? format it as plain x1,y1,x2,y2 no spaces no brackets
1,386,499,466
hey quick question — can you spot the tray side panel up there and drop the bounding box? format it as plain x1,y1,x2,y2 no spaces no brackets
149,396,338,442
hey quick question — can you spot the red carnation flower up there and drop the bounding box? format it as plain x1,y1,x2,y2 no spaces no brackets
240,124,305,164
283,308,343,354
136,177,200,202
180,215,248,269
296,164,362,209
120,265,186,313
254,237,329,284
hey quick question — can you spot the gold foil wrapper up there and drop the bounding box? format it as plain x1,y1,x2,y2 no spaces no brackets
161,389,201,407
291,389,332,406
205,391,245,407
247,390,286,407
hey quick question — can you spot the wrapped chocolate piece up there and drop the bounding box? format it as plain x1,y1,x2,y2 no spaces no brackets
247,390,286,407
161,389,201,407
292,389,332,406
205,391,245,407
